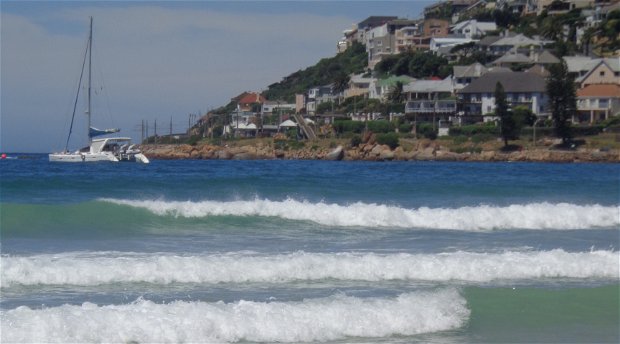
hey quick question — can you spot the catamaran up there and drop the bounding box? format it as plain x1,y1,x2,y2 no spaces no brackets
49,17,149,163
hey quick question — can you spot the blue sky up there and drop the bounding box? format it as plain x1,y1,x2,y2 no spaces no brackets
1,1,432,152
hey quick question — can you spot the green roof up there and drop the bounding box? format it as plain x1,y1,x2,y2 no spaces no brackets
378,75,415,87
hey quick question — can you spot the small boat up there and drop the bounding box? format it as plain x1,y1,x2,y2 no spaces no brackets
49,17,149,164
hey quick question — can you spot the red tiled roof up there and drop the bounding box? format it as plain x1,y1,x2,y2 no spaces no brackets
238,92,266,104
577,84,620,97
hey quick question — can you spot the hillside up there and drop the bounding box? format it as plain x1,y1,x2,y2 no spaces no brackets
261,42,368,102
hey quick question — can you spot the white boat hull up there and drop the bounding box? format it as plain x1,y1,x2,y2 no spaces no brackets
49,138,149,163
49,152,149,163
49,152,118,162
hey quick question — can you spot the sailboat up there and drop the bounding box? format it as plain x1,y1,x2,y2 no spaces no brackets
49,17,149,163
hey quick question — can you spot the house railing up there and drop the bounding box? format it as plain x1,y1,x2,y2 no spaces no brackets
405,100,457,114
578,99,611,110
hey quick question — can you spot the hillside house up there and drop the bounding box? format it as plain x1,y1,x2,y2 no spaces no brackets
457,70,549,120
454,63,488,89
345,73,375,98
577,58,620,87
489,33,549,56
369,75,416,100
403,77,458,123
306,85,337,115
576,84,620,123
451,20,497,39
235,92,266,112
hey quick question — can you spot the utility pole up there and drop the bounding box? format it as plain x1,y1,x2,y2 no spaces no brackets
141,120,144,143
169,116,173,141
146,120,149,143
154,119,157,144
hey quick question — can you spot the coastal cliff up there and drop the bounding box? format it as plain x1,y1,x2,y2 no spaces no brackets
140,138,619,163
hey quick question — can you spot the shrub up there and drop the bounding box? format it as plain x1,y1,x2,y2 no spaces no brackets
399,123,413,133
471,133,496,143
376,132,400,149
418,123,438,140
288,141,305,150
452,135,468,145
601,115,620,128
350,134,362,147
187,135,201,146
449,124,499,137
333,120,365,134
367,120,394,133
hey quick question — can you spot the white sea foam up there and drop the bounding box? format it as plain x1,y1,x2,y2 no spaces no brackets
101,198,620,230
0,289,467,343
2,250,617,287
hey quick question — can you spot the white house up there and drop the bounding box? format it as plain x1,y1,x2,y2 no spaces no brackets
430,36,476,53
458,70,549,119
451,20,497,39
261,101,296,115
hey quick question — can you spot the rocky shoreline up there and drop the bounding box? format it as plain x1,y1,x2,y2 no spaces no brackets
140,140,619,163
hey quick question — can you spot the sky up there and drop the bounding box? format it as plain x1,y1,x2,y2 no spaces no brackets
1,0,433,153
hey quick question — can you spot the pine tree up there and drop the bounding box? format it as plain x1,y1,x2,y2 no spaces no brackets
546,61,576,145
495,82,517,147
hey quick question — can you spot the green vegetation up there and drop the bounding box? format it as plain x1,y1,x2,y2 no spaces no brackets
495,82,514,147
376,132,400,149
547,61,576,145
350,134,362,147
262,42,368,102
589,9,620,56
449,123,499,137
375,50,451,79
367,120,394,133
417,123,438,140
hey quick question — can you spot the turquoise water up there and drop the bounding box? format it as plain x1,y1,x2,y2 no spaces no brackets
1,156,619,343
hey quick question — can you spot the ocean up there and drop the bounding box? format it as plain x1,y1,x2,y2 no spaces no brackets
1,155,618,343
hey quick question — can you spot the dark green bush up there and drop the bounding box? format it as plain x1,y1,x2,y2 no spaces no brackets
418,123,438,140
601,115,620,128
399,123,413,133
187,135,201,146
333,120,365,134
367,120,394,133
449,124,499,137
350,134,362,147
471,133,496,143
376,132,400,149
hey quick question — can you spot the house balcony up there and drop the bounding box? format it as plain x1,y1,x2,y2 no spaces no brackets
578,99,613,111
405,100,457,114
460,97,482,104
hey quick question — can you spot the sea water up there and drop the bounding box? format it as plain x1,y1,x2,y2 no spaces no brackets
1,156,618,343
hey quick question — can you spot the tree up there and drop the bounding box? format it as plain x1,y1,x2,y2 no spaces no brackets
332,72,350,105
387,81,405,105
495,82,518,146
546,61,576,145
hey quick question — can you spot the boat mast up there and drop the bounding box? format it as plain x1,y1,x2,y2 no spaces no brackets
87,16,93,143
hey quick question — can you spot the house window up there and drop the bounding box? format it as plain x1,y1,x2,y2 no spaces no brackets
599,71,605,77
599,99,609,108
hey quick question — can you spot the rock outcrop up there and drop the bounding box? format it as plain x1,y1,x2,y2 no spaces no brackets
140,142,620,163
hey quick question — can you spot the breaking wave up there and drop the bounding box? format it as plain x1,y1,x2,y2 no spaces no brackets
2,249,617,287
100,198,620,230
0,289,467,343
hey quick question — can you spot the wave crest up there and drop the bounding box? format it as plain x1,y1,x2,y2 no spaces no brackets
1,290,467,343
2,250,617,287
100,198,620,230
